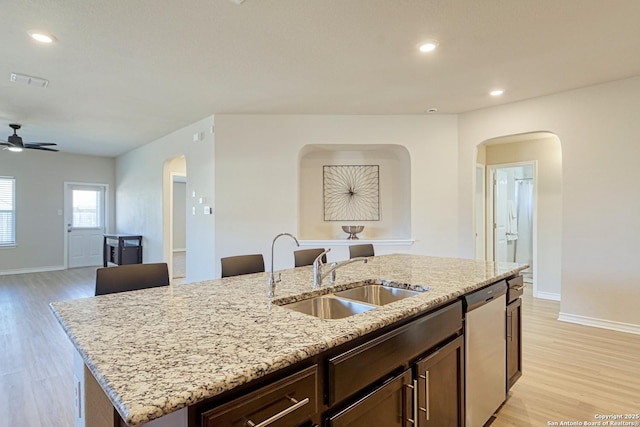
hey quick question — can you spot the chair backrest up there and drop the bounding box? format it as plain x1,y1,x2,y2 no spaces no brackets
294,248,327,267
349,244,375,259
220,254,265,278
95,263,170,296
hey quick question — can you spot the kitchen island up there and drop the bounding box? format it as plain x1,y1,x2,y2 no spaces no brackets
50,254,527,426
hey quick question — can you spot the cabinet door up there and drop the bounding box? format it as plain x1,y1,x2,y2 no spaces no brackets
327,369,413,427
506,298,522,389
414,336,464,427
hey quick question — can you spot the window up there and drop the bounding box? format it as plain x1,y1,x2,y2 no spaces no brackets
0,177,16,246
72,188,102,228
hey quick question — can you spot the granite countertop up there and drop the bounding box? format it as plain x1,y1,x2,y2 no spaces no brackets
49,254,527,426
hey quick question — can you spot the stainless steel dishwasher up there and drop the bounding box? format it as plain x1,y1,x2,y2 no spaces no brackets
464,280,507,427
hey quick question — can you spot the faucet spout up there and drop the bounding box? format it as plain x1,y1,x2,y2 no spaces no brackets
313,249,367,289
268,232,299,297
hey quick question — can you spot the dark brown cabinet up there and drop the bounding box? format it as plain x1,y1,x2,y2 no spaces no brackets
200,365,318,427
506,274,524,390
414,335,464,427
325,301,464,427
327,369,413,427
506,297,522,389
327,301,462,406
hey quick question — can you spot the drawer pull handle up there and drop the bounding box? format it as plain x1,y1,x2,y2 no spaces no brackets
245,396,310,427
404,381,418,425
418,371,430,420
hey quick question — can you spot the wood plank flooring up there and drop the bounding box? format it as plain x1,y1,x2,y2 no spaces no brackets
0,267,96,427
1,269,638,426
492,287,640,426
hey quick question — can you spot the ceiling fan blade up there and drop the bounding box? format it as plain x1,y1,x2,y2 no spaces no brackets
25,145,59,152
25,142,58,147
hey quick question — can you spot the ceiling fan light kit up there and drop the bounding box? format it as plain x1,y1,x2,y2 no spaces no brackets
0,124,59,152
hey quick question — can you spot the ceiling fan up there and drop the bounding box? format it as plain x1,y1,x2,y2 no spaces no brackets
0,124,59,152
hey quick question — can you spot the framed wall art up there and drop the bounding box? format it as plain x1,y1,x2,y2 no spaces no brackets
323,165,380,221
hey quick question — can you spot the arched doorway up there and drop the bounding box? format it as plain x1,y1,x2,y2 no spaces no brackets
162,156,187,281
475,132,563,300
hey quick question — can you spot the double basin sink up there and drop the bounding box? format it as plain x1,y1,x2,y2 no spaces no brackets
279,284,426,320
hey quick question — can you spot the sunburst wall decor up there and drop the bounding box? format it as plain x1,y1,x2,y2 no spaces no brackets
323,165,380,221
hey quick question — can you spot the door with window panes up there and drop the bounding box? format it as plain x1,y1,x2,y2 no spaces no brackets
66,184,106,268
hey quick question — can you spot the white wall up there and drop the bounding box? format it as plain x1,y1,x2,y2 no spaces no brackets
115,116,215,282
0,151,115,273
214,115,459,276
458,76,640,330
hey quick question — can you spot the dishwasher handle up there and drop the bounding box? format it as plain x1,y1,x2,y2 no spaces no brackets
463,280,507,312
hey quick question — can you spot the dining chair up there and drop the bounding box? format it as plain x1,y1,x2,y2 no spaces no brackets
294,248,327,267
348,244,375,259
95,262,170,296
220,254,265,278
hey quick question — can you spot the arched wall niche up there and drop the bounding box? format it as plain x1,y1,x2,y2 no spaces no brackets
298,144,411,240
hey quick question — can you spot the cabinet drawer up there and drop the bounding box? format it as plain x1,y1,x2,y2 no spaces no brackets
507,275,524,303
201,365,318,427
327,300,462,405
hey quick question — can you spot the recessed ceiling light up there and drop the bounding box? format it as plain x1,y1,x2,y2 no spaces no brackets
490,89,505,97
28,30,56,43
418,40,439,53
426,108,438,113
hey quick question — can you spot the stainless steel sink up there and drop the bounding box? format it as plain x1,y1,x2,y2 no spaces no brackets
281,296,375,320
334,285,422,306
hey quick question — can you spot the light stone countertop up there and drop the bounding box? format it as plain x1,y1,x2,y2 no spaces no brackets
49,254,528,426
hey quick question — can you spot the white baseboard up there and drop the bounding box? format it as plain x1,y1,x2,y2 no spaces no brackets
558,312,640,335
0,265,66,276
533,290,561,301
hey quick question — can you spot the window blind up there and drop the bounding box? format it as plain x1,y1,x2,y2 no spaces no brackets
0,177,16,246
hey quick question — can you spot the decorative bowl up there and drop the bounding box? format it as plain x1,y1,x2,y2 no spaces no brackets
342,225,365,240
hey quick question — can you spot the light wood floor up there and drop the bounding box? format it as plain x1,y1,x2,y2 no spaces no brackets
492,286,640,426
1,269,639,426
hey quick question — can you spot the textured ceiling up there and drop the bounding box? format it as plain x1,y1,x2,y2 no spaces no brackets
1,0,640,157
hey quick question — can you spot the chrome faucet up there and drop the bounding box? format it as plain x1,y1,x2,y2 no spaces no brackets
267,232,299,297
312,248,368,289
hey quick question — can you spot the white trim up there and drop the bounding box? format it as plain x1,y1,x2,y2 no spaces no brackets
473,164,486,260
533,291,560,301
173,248,186,253
299,239,415,247
0,265,66,276
558,312,640,336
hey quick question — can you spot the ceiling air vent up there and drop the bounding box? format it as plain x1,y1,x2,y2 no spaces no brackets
10,72,49,88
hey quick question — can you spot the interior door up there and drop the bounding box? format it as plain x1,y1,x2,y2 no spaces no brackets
66,184,106,268
493,169,508,262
